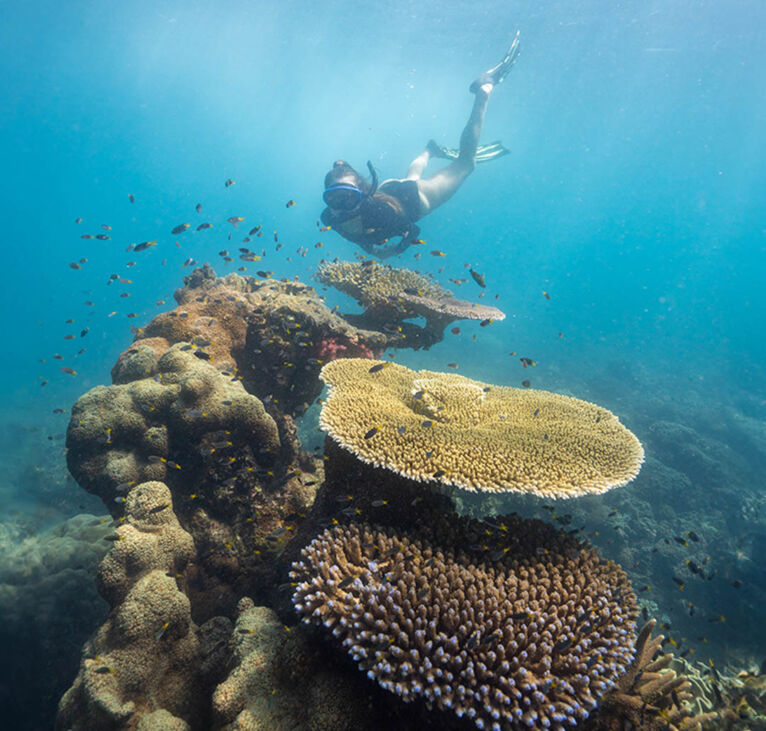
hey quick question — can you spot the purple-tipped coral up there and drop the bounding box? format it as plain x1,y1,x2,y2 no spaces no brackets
291,516,638,731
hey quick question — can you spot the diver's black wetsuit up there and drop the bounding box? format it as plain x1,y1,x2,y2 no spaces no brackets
321,179,421,257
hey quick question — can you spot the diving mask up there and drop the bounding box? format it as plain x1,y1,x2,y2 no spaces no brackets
323,184,363,211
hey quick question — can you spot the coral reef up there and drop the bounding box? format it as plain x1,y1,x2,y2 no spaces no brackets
316,260,504,348
292,515,638,730
57,481,229,730
212,598,373,730
319,358,644,497
67,340,304,617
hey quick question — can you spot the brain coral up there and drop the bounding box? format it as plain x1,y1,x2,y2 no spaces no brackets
291,515,638,731
319,359,644,498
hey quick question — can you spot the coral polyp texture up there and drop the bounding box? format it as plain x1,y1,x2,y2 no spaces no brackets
316,259,447,309
319,359,644,497
291,516,639,731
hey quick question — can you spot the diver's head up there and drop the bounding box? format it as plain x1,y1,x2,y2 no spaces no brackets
323,160,370,211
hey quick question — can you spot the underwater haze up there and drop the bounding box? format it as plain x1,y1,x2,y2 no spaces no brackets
1,1,765,728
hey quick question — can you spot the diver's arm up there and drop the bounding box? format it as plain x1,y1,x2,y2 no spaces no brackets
373,223,420,260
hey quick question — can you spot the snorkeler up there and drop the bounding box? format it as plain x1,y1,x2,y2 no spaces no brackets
321,32,520,259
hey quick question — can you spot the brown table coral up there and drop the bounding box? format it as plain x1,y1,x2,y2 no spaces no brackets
316,260,505,349
291,514,639,730
319,358,644,498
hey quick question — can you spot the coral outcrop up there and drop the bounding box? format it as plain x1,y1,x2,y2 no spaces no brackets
319,358,644,497
292,515,638,730
144,264,388,415
56,481,228,730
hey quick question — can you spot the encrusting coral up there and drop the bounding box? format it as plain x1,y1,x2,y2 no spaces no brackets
211,597,372,730
316,260,504,348
56,481,229,730
291,514,639,731
319,358,644,497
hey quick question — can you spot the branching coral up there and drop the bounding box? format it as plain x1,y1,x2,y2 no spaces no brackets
292,515,638,730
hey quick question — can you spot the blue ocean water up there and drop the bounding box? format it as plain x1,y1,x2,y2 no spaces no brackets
1,1,764,727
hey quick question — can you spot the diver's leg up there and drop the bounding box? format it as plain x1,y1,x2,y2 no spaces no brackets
416,89,490,216
405,149,431,181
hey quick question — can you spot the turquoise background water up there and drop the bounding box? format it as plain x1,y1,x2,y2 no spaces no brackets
1,1,764,727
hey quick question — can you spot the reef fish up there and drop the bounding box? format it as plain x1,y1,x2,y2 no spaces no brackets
469,269,486,288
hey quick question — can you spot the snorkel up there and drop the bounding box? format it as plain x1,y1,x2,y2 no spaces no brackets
366,159,378,196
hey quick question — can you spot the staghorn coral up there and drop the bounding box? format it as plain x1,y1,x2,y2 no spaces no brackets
211,598,372,730
585,620,720,730
56,481,227,730
291,515,638,731
316,260,504,348
319,359,644,497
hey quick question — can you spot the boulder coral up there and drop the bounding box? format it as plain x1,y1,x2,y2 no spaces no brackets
56,482,228,730
212,598,372,730
142,264,389,415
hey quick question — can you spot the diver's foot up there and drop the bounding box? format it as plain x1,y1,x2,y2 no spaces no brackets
470,30,521,94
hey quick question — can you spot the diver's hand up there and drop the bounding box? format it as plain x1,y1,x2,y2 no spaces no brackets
374,236,411,260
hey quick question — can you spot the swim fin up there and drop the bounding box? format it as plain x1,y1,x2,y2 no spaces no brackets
427,139,510,163
470,31,521,94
